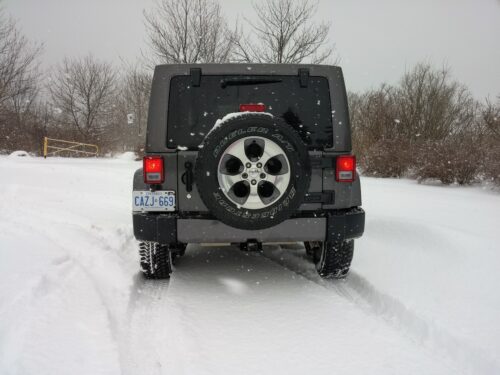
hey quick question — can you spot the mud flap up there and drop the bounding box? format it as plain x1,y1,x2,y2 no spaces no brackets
326,208,365,242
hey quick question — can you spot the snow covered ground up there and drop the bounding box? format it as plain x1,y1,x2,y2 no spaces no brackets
0,155,499,375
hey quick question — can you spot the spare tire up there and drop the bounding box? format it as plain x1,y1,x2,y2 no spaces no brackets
195,113,311,230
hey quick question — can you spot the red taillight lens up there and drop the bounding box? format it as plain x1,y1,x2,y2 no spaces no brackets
143,156,164,184
336,155,356,182
239,103,266,112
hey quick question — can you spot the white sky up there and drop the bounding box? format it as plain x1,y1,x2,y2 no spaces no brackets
3,0,500,99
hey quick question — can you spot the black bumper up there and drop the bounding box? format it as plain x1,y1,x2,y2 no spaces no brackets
133,208,365,244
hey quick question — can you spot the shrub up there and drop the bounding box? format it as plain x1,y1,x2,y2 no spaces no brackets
350,63,488,186
480,98,500,185
361,138,413,178
414,133,483,185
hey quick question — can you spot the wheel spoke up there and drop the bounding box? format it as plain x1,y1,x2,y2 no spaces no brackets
227,181,250,205
244,183,264,207
244,138,265,161
269,174,289,193
259,139,285,166
264,154,289,175
219,154,243,175
258,181,281,205
219,173,241,191
217,136,291,210
225,139,250,165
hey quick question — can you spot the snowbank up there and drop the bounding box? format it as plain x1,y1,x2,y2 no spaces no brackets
114,151,137,161
8,150,30,158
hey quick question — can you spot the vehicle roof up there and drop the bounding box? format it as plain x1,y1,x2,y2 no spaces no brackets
153,63,343,77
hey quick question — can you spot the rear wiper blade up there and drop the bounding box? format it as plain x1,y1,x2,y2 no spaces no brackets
220,77,282,88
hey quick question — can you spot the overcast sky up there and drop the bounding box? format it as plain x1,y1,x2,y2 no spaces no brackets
3,0,500,99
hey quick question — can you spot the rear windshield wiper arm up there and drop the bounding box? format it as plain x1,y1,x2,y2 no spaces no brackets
220,77,282,88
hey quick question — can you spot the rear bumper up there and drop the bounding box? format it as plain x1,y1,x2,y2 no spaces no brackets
133,208,365,244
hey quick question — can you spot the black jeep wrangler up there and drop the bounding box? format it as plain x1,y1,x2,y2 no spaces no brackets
132,64,365,279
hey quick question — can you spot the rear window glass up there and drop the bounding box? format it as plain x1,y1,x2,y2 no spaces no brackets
167,75,333,149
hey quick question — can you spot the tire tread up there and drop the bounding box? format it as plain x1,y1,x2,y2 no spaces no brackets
138,241,172,279
315,240,354,279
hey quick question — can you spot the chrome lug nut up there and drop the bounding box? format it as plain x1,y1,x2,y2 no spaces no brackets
246,162,251,168
242,173,248,179
251,179,257,185
257,162,262,168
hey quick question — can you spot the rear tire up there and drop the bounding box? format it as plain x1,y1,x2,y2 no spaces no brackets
138,241,172,279
314,240,354,279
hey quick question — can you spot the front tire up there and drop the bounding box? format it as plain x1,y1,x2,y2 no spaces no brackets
313,240,354,279
138,241,172,279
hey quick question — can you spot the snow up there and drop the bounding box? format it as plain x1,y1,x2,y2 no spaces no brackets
114,151,137,161
210,111,274,136
8,150,30,158
0,156,499,374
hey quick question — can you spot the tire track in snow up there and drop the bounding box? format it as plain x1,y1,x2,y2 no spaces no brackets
263,245,500,375
2,211,132,375
122,269,210,375
5,206,196,375
0,229,122,375
2,205,193,375
122,277,172,375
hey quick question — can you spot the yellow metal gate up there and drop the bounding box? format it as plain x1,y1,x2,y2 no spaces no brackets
43,137,99,158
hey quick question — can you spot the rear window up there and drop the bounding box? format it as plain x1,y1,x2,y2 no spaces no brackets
167,75,333,149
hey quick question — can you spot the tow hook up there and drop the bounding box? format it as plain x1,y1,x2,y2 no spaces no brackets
240,240,262,252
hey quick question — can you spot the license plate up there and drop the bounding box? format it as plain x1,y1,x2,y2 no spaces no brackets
132,191,175,212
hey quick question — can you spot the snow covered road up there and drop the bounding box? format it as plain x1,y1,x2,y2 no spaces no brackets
1,155,499,375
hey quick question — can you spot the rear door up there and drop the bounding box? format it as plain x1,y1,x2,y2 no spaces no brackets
170,74,334,212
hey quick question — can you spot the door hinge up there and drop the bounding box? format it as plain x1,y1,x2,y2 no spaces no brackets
190,68,201,87
298,68,309,88
181,161,194,192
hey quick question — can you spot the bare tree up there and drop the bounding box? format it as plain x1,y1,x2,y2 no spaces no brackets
49,55,117,142
234,0,334,63
104,64,152,153
0,10,41,107
481,96,500,141
121,66,151,139
480,96,500,184
395,63,476,141
349,86,413,177
349,63,485,184
0,9,42,152
144,0,234,65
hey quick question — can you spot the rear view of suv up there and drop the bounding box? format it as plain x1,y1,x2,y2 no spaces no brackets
132,64,365,279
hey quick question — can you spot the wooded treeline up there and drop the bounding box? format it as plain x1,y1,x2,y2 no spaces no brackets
0,0,498,185
350,64,500,185
0,0,335,155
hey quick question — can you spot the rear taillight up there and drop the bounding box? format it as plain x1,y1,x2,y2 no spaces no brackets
336,155,356,182
239,103,266,112
143,156,164,184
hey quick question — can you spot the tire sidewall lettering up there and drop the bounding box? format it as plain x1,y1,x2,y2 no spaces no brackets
213,127,271,158
197,115,310,230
